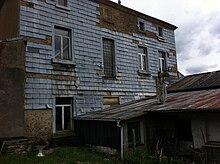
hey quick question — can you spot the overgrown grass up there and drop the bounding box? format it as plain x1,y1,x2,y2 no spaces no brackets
0,147,121,164
123,150,188,164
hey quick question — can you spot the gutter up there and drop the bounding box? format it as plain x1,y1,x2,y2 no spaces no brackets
117,120,124,160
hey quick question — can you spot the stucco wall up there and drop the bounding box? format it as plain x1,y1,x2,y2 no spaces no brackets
0,40,25,138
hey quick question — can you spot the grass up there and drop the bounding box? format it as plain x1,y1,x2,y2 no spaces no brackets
0,147,121,164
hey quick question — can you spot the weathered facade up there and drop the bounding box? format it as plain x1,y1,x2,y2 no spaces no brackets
0,39,26,138
0,0,177,139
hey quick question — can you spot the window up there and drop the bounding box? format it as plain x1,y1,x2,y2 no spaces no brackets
103,38,115,77
158,51,167,73
57,0,67,7
139,21,145,31
55,98,72,131
138,46,148,71
104,8,112,20
127,121,141,146
54,27,71,60
158,27,163,37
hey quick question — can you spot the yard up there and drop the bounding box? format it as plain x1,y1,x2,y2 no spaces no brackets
0,147,120,164
0,146,190,164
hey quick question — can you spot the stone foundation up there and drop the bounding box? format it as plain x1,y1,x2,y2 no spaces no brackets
24,109,52,140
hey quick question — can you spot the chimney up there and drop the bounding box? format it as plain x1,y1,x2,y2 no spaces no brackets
118,0,121,5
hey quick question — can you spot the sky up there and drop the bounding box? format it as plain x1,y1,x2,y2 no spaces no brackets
111,0,220,75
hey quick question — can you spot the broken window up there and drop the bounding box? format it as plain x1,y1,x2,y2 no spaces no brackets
158,27,163,37
55,26,71,60
57,0,67,7
103,38,116,77
158,51,167,73
139,21,145,31
127,121,141,146
55,97,72,131
138,46,148,71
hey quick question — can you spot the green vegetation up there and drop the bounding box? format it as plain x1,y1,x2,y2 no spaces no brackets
0,147,120,164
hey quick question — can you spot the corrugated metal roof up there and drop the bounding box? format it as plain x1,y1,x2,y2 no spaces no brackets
168,71,220,92
74,88,220,121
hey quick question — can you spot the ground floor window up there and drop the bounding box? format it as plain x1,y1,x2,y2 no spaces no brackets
127,121,142,146
55,97,72,131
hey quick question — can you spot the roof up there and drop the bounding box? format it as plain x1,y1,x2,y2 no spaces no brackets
96,0,177,30
168,71,220,92
74,88,220,122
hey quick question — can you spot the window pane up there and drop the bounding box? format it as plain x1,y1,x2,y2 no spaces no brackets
103,38,115,77
63,37,70,60
127,122,141,145
56,107,62,131
64,106,71,130
143,55,147,70
139,55,142,70
55,35,61,58
58,0,67,6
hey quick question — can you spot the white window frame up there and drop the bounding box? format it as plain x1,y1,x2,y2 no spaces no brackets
138,46,148,71
54,27,71,60
158,51,167,73
55,102,72,132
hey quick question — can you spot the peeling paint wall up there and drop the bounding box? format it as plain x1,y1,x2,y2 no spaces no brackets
0,40,25,138
17,0,178,136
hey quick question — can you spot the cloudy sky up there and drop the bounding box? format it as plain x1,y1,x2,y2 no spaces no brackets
111,0,220,75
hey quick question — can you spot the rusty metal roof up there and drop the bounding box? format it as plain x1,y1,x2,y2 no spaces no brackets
74,88,220,122
168,71,220,92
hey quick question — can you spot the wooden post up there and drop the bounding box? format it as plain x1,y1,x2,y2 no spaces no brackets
132,129,136,154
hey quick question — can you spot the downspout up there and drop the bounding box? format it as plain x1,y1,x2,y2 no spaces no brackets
117,120,123,160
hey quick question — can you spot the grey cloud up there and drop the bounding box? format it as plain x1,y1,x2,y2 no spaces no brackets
186,64,217,74
198,42,213,56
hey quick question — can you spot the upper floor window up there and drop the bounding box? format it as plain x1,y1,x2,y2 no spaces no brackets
103,38,116,77
54,27,71,60
139,21,145,31
158,51,167,73
55,97,72,131
57,0,67,7
138,46,148,71
158,27,163,37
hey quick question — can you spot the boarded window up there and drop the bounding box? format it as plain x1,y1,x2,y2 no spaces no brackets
158,51,167,73
127,121,141,146
55,26,71,60
103,96,119,109
103,38,115,77
138,46,148,71
55,97,72,131
58,0,67,7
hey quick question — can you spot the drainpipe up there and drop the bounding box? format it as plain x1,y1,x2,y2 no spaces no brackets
117,120,124,160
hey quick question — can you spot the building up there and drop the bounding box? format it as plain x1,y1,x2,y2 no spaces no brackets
74,71,220,162
0,0,178,139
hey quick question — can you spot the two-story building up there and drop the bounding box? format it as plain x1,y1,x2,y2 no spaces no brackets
0,0,177,140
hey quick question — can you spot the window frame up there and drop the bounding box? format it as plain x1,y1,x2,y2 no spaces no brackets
127,121,144,147
57,0,68,7
102,37,116,78
158,27,163,37
158,51,167,73
138,46,149,72
139,21,145,31
55,97,72,132
54,26,71,60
